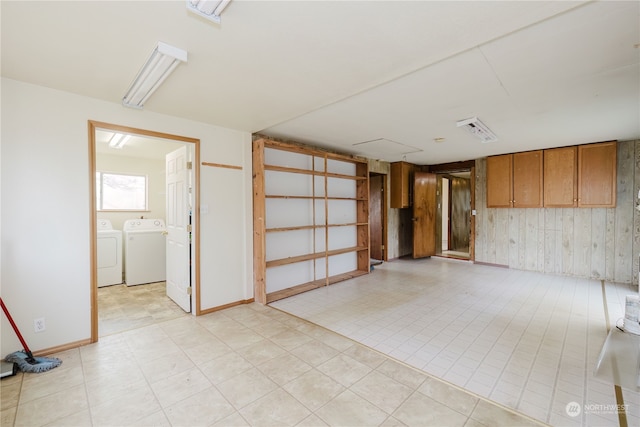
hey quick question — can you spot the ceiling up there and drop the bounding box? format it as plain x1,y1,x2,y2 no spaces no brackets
2,1,639,165
95,130,185,160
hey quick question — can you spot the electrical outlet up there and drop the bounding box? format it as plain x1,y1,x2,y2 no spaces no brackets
34,318,45,333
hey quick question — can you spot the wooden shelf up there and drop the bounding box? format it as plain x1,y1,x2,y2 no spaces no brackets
253,137,370,304
266,246,368,268
266,195,367,201
265,164,366,181
266,222,368,233
266,270,369,303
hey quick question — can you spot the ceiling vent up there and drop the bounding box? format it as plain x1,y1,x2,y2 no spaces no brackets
456,117,498,143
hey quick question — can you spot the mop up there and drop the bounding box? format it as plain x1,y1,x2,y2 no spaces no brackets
1,298,62,373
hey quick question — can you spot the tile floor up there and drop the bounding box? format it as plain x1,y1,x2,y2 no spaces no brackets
1,302,542,426
271,257,640,427
98,282,185,336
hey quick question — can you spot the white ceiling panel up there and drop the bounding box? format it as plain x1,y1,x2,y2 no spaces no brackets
2,0,637,164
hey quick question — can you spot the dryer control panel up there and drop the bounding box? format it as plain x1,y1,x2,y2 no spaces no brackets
123,219,166,231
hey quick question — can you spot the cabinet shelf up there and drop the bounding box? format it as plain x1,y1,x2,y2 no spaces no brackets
266,246,369,268
266,270,369,303
265,164,366,181
266,222,368,233
266,195,367,201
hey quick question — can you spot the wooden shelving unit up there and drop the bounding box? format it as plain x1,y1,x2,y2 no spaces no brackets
253,137,370,304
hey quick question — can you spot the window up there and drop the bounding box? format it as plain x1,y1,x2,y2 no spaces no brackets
96,172,148,211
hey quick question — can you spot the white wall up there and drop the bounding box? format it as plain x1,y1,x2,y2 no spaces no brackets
0,78,253,354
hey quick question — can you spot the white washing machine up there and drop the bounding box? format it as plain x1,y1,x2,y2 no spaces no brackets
123,219,167,286
97,219,123,287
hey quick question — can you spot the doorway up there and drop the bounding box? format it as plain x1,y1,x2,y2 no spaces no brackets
88,121,200,342
369,173,387,262
435,171,472,260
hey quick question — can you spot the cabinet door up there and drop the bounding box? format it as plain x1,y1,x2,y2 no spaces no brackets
486,154,512,208
544,146,577,207
578,141,617,207
390,162,415,208
513,150,543,208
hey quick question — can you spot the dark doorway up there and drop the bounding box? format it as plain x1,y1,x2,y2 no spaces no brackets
369,173,386,261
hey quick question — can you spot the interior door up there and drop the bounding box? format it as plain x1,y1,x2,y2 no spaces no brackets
413,172,436,259
369,174,384,260
166,146,191,312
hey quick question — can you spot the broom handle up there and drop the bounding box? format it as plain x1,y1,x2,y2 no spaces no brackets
0,297,33,355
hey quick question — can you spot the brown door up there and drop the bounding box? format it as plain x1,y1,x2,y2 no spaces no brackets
413,172,436,258
369,174,384,260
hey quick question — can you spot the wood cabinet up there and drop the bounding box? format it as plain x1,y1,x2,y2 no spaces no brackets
487,151,543,208
513,150,543,208
486,154,513,207
488,141,617,209
390,161,416,208
253,137,370,304
578,141,617,207
544,146,577,207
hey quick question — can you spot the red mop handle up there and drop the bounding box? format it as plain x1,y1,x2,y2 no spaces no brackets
0,297,32,354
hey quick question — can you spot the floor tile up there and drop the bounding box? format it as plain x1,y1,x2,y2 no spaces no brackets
150,366,212,408
290,339,340,367
89,380,160,426
392,391,468,427
217,367,279,409
164,386,235,426
350,370,414,414
418,377,479,416
257,352,312,385
14,384,88,427
240,388,311,426
316,353,372,387
199,352,253,385
283,369,345,412
315,389,389,426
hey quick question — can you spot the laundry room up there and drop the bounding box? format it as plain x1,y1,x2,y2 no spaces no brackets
95,129,190,335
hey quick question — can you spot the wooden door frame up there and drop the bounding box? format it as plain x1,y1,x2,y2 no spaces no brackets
369,172,388,261
88,120,201,343
428,161,476,261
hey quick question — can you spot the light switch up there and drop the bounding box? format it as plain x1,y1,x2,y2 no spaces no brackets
200,204,209,214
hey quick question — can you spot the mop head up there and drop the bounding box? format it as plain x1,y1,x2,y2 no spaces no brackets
5,351,62,373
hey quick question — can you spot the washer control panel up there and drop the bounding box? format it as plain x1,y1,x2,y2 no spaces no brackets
123,219,166,231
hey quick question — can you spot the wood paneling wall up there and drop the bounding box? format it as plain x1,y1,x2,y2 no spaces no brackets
475,140,638,285
451,177,471,250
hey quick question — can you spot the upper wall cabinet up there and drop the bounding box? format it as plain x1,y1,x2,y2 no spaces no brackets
578,141,617,208
390,161,417,208
486,154,513,208
487,141,617,209
544,146,578,207
513,150,543,208
486,151,542,208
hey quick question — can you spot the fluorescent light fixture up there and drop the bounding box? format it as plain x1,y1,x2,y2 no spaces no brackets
456,117,498,143
108,133,131,149
122,42,188,109
187,0,231,24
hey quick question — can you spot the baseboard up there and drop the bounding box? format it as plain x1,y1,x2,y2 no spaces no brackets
198,298,255,315
473,261,509,268
34,338,93,357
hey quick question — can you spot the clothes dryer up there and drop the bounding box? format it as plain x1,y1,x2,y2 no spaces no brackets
123,219,166,286
97,219,123,287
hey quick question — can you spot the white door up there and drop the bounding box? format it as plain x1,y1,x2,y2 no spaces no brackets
166,146,191,312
